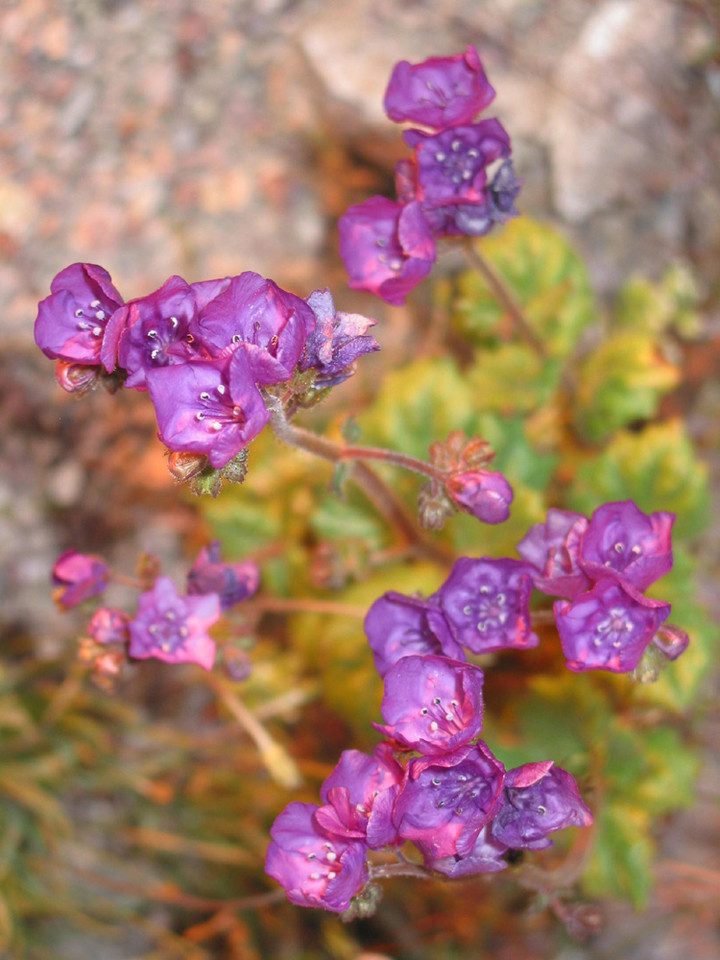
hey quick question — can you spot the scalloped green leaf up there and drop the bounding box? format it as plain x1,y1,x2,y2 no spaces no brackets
573,333,680,442
467,344,562,415
452,218,596,355
584,803,655,908
614,264,702,339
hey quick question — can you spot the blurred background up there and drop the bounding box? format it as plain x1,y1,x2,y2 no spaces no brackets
1,1,719,958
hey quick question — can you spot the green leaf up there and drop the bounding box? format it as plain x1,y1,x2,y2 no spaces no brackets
568,419,710,540
573,333,679,441
614,264,702,340
453,218,596,356
584,803,655,908
467,345,562,415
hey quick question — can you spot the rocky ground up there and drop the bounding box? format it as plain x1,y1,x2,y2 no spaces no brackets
1,1,719,957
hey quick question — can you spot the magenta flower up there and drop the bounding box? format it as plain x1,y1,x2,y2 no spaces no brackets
128,576,220,670
186,540,260,611
88,607,131,645
315,744,403,849
299,288,380,386
446,469,514,524
265,802,369,912
101,275,222,388
363,591,464,677
490,762,593,851
35,263,124,366
194,271,315,386
554,578,671,673
146,347,270,469
429,824,508,877
393,742,506,861
517,508,591,599
437,557,539,654
52,549,109,609
338,197,436,306
372,654,485,755
578,500,675,593
383,46,496,130
404,119,511,211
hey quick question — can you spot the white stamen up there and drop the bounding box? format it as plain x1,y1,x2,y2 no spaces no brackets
90,299,101,308
195,412,205,420
95,309,106,320
210,421,223,432
216,384,226,395
170,316,179,328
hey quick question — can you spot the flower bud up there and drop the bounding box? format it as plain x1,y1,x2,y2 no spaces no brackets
220,449,249,484
446,469,513,524
418,482,455,530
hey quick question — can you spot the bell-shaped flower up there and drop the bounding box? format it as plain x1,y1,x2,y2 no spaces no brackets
265,802,369,912
146,347,270,469
393,742,506,861
186,540,260,611
517,508,591,599
437,557,539,654
338,198,436,306
363,591,464,677
35,263,124,365
101,275,224,388
578,500,675,593
128,576,220,670
372,654,485,755
194,271,315,386
315,744,403,849
383,46,496,129
52,549,109,610
554,578,671,673
490,762,593,851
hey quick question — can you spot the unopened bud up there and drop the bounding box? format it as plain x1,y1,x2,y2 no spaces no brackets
223,647,253,682
340,882,383,922
55,361,101,395
221,449,249,484
446,470,513,524
192,469,224,498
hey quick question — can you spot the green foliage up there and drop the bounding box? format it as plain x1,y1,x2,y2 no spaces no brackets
451,218,596,356
573,333,679,441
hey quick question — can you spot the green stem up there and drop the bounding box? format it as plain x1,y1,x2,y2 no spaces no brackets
464,240,547,358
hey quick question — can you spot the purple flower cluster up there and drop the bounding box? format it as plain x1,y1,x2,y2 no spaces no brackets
518,500,686,673
58,540,259,674
266,652,592,911
35,267,378,470
339,47,521,305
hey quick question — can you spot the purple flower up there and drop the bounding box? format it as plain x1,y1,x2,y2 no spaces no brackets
403,119,511,235
486,159,522,224
437,557,539,654
363,591,464,677
315,744,403,849
383,46,496,130
372,654,485,755
35,263,124,365
446,469,514,524
101,275,225,388
194,272,315,386
554,578,671,673
517,509,591,600
491,762,593,851
429,824,508,877
338,197,436,306
578,500,675,593
265,802,369,912
128,576,220,670
146,347,270,469
52,550,109,609
88,607,131,645
187,540,260,611
299,289,380,386
393,742,505,860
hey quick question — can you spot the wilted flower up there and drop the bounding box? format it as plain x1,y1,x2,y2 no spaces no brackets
517,508,591,599
187,540,260,611
300,288,379,386
87,607,131,645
